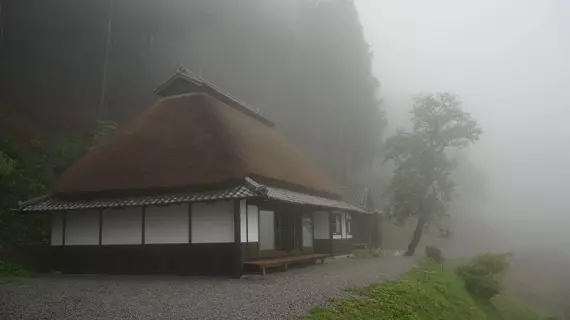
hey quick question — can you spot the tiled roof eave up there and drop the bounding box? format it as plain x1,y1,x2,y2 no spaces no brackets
20,184,258,213
20,178,368,214
245,177,368,214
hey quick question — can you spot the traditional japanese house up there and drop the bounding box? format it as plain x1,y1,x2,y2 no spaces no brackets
20,70,375,276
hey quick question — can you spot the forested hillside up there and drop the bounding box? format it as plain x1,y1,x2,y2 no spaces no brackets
0,0,384,184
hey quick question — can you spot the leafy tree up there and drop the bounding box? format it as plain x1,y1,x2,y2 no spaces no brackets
385,93,482,255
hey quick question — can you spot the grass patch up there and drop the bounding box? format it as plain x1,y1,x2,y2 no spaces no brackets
0,260,28,284
306,260,551,320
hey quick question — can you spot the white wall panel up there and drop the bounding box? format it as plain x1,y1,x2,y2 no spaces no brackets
101,207,142,245
192,201,234,243
240,200,247,242
314,211,330,240
65,209,99,245
50,212,63,246
145,204,189,244
247,205,259,242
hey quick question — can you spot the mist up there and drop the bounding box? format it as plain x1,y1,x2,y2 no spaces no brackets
357,0,570,251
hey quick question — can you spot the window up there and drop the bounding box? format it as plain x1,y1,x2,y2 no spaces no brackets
259,210,275,250
345,213,352,235
331,213,342,235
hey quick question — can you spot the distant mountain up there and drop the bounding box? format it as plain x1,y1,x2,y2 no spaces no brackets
0,0,385,183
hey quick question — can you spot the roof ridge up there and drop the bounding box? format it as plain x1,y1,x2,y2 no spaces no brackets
243,176,268,196
18,194,49,208
155,68,275,127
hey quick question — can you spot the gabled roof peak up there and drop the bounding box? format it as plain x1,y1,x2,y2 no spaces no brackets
154,68,274,127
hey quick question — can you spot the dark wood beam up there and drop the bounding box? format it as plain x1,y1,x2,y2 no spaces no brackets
141,206,146,245
62,211,67,246
48,212,53,246
188,203,192,243
233,200,242,278
98,209,103,245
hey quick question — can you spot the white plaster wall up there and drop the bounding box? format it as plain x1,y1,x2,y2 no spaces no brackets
247,205,259,242
240,200,247,242
50,212,63,246
65,209,99,245
314,211,330,240
101,207,142,245
192,200,234,243
145,204,189,244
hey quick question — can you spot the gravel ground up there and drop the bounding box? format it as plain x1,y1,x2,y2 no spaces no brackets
0,256,416,320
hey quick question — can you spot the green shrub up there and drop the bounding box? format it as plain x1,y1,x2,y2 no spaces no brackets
0,260,28,278
425,245,444,264
471,253,510,274
456,253,510,301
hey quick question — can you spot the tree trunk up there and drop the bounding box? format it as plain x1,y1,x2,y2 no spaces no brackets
405,214,427,256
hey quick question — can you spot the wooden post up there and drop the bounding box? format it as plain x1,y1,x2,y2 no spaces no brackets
62,211,67,246
187,204,192,243
257,205,261,257
98,209,103,245
233,200,242,278
141,206,146,245
244,200,249,261
311,211,315,252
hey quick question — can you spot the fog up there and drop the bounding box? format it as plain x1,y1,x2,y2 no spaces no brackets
357,0,570,250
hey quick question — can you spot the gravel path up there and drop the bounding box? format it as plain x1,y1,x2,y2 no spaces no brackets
0,256,416,320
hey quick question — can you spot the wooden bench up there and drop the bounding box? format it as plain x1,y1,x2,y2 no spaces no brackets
244,253,329,276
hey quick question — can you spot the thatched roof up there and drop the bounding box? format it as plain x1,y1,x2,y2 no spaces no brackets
54,93,341,198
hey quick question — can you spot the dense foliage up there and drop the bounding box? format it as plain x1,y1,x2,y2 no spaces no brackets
307,259,553,320
0,136,76,248
0,0,384,184
385,93,482,255
0,115,116,249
